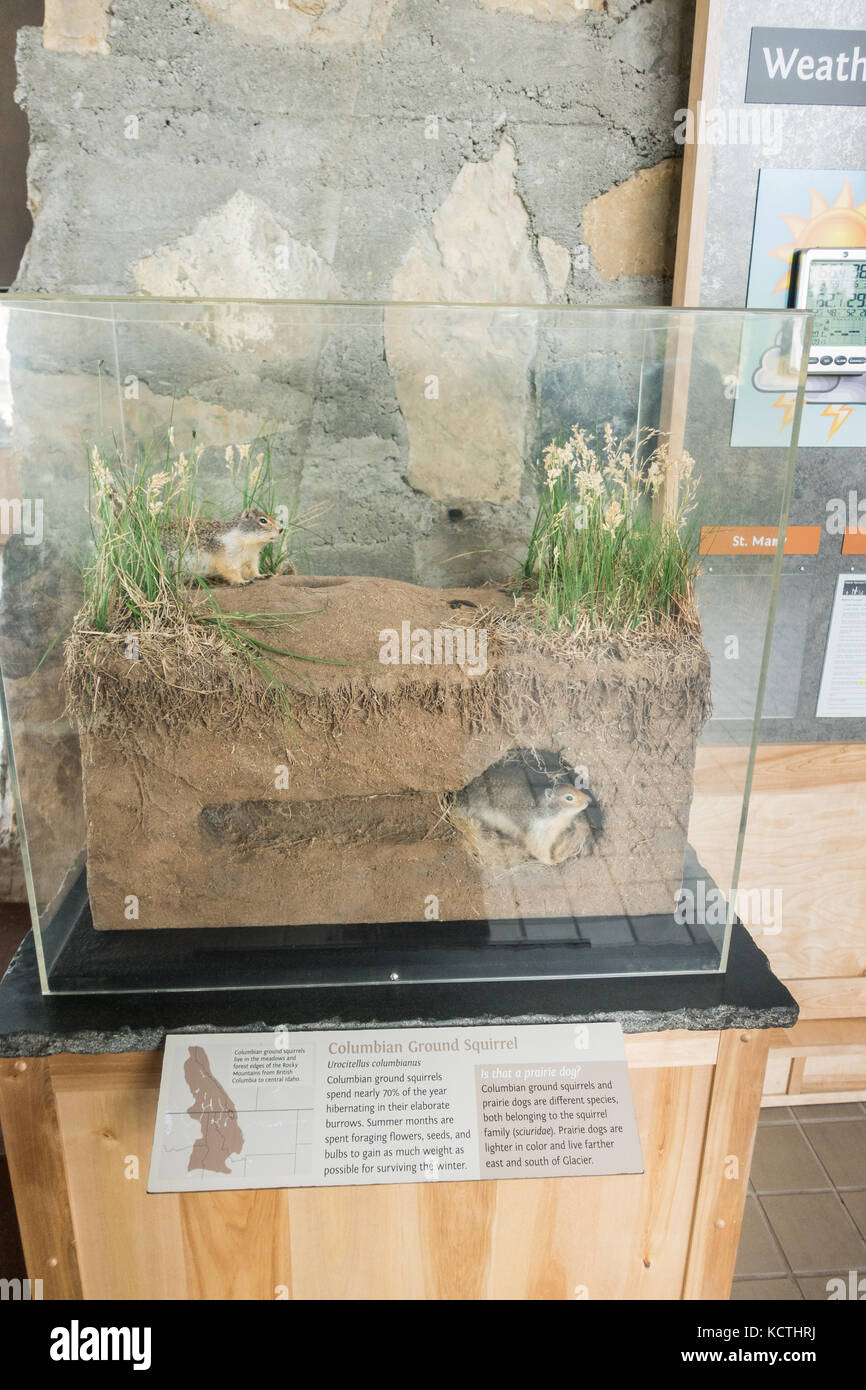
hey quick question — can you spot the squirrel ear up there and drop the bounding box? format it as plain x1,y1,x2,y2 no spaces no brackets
241,507,255,519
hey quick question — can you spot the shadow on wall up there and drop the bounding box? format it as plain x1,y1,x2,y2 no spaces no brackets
0,1,43,287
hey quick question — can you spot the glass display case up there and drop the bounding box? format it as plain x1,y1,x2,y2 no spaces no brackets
0,298,811,994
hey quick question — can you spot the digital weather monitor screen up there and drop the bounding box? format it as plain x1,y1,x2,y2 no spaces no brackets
806,259,866,344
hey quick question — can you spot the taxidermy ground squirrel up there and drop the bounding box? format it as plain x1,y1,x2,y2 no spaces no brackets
162,505,284,585
453,762,593,866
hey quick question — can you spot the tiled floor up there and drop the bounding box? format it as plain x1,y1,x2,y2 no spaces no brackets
732,1102,866,1301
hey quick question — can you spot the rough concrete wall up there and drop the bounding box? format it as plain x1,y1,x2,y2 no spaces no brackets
12,0,693,563
18,0,691,302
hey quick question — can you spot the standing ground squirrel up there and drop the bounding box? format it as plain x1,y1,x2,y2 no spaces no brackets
162,505,284,585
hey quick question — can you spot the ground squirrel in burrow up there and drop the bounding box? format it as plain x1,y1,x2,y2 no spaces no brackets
162,505,284,585
453,762,594,866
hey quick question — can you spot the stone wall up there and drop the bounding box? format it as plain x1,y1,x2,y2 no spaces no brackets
21,0,692,302
12,0,694,569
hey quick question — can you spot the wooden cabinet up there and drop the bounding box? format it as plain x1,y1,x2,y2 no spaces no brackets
0,1029,770,1301
691,744,866,1106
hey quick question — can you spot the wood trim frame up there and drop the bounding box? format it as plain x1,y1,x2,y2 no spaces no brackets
672,0,726,308
0,1056,83,1299
683,1028,770,1299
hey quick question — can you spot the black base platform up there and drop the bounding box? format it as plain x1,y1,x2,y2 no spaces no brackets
0,921,797,1057
38,848,726,995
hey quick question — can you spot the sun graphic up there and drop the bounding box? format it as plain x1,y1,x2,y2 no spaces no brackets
769,177,866,296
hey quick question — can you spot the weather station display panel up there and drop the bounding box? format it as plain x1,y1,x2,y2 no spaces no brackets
790,247,866,374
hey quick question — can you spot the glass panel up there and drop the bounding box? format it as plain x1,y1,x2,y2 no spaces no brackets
697,564,814,722
0,299,809,993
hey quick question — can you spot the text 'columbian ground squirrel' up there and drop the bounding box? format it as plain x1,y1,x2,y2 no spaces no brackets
162,505,283,585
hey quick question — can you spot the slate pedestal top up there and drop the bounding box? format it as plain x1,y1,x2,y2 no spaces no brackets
0,923,797,1057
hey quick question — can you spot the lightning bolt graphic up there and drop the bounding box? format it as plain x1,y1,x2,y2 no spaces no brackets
772,394,796,432
821,403,855,440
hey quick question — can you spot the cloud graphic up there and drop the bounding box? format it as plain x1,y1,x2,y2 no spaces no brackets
751,333,804,394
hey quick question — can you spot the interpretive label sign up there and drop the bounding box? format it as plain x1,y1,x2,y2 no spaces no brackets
148,1023,642,1192
817,573,866,718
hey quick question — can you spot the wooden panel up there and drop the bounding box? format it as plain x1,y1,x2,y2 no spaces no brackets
790,978,866,1019
683,1029,770,1300
762,1089,866,1108
692,744,866,984
180,1190,291,1301
50,1055,189,1300
764,1018,866,1054
625,1030,719,1069
787,1057,808,1095
0,1058,83,1299
762,1020,866,1102
740,743,865,793
49,1051,163,1091
280,1182,434,1300
671,0,725,308
799,1055,866,1092
286,1062,714,1300
37,1046,716,1301
762,1052,794,1097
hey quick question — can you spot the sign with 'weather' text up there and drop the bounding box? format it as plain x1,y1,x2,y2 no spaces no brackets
746,28,866,107
148,1023,642,1192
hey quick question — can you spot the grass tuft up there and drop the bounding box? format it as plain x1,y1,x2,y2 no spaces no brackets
520,425,701,639
68,430,331,725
